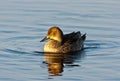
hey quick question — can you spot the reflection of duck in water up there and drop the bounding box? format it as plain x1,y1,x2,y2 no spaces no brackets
44,53,64,76
40,26,86,53
48,63,63,76
44,51,85,76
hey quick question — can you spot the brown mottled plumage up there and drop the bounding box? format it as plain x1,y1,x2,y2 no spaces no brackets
40,26,86,53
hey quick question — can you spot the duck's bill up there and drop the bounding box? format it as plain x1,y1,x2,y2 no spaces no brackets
40,37,49,42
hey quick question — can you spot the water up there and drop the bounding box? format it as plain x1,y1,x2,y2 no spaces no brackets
0,0,120,81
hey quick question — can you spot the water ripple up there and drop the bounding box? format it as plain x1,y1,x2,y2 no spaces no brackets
1,48,30,55
85,40,119,49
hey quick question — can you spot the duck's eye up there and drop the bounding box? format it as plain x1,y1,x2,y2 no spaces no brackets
52,32,56,36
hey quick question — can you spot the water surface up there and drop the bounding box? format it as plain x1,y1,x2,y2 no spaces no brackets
0,0,120,81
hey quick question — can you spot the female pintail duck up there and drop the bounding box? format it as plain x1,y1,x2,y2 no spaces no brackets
40,26,86,53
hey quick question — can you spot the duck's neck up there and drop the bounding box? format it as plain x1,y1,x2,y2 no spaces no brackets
54,32,63,43
58,33,64,44
57,37,63,43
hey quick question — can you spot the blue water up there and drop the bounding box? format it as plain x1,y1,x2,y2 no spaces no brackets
0,0,120,81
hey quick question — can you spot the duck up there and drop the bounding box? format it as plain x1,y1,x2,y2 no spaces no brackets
40,26,86,53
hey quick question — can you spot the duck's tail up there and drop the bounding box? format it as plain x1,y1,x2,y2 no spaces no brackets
81,33,86,41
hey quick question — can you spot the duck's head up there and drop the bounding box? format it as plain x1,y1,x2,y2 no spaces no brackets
40,26,63,42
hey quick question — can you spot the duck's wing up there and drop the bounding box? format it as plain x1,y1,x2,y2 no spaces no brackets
64,31,81,38
63,31,84,44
